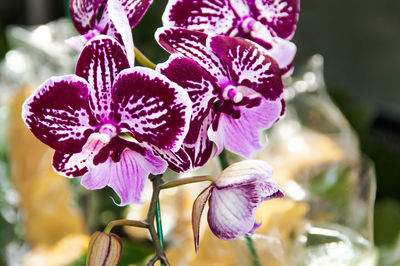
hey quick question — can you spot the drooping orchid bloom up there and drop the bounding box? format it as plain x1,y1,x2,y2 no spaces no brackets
22,35,192,205
162,0,299,74
156,28,284,162
192,160,284,251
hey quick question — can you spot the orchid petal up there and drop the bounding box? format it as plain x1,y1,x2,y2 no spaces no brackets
208,161,283,240
151,146,192,173
162,0,239,36
52,132,110,178
208,35,284,101
82,146,166,205
208,96,282,158
254,0,300,39
107,0,135,67
22,75,95,154
192,186,213,253
155,27,226,81
248,25,297,71
121,0,153,28
113,67,192,151
184,112,214,168
69,0,103,35
158,55,218,168
76,35,130,123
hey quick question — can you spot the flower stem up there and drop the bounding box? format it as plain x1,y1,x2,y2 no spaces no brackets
134,47,157,69
218,152,261,266
161,175,215,189
156,200,164,251
104,219,148,234
147,175,169,266
245,236,261,266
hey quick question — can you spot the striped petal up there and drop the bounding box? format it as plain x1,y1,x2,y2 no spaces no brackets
151,147,192,173
254,0,300,39
112,67,192,151
81,143,167,205
208,160,284,240
162,0,239,36
76,35,130,123
121,0,153,28
22,75,95,154
155,27,226,81
208,94,283,158
208,35,284,101
106,0,135,67
158,55,218,168
69,0,104,35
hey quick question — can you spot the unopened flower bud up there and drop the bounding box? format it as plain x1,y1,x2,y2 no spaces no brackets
86,231,122,266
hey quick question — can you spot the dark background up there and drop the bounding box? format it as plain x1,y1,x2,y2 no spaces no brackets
1,0,399,248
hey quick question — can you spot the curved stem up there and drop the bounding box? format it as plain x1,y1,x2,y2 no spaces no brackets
134,47,157,69
104,219,148,234
161,175,215,189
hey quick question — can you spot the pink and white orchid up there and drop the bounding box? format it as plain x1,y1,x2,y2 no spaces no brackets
162,0,300,74
156,28,284,164
192,160,284,252
22,35,192,205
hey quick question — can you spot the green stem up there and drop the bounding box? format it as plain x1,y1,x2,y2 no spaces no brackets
245,236,261,266
147,175,169,266
161,175,215,189
104,219,148,234
218,153,261,266
134,47,157,69
156,200,164,251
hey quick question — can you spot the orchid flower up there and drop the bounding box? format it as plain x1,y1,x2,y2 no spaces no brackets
67,0,150,60
162,0,299,74
156,28,284,161
192,160,284,252
22,35,192,205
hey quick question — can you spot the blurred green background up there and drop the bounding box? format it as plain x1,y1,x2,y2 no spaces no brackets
0,0,399,264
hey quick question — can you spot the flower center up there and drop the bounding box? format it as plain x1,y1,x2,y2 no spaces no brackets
222,85,243,103
240,17,264,35
97,124,117,144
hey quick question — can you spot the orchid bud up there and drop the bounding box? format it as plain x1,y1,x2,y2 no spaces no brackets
86,231,122,266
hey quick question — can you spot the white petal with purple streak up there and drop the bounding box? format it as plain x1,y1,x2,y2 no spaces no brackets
155,27,226,81
107,0,135,67
208,35,284,101
69,0,103,35
76,35,130,123
22,75,95,154
208,95,282,158
207,160,284,240
254,0,300,39
81,147,167,205
113,67,192,151
162,0,239,36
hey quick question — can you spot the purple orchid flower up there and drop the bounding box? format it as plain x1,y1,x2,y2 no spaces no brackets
156,28,284,162
192,160,284,251
162,0,299,74
22,35,192,205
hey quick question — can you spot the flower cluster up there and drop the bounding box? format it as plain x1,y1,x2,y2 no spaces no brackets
22,0,299,260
